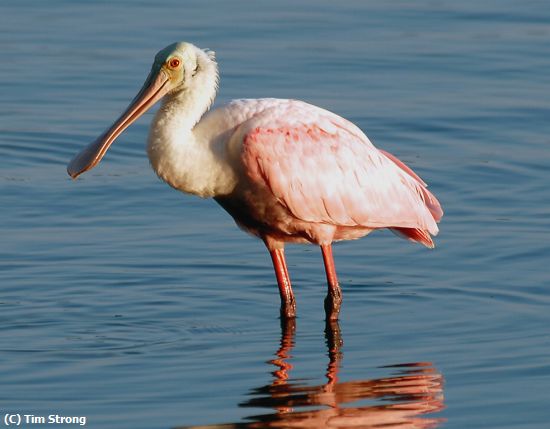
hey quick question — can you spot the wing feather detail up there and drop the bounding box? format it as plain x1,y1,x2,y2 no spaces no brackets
237,100,442,239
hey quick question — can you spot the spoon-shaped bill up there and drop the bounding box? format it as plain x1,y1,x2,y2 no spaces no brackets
67,69,170,179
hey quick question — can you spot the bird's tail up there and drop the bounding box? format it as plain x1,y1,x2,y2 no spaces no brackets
379,149,443,223
379,149,443,248
390,227,435,248
418,186,443,223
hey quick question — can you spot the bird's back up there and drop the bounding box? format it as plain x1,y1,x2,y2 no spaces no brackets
200,98,442,246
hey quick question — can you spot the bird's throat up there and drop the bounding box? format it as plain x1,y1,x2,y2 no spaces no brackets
146,85,237,198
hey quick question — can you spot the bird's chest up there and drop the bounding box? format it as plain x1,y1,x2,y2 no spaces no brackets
147,129,238,198
148,141,204,195
215,185,304,238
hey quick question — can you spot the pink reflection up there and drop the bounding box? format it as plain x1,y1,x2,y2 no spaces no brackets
178,320,445,429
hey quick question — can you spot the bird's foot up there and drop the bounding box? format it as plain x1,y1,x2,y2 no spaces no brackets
324,287,342,321
280,299,297,319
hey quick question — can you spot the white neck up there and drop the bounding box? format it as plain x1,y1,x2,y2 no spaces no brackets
147,56,238,198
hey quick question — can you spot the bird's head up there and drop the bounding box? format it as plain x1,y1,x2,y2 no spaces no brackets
67,42,217,179
152,42,217,95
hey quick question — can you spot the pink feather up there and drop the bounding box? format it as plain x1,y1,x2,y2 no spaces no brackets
237,100,441,247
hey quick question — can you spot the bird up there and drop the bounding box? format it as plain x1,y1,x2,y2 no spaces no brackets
68,41,443,321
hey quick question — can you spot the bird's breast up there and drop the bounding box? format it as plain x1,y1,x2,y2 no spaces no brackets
147,115,238,198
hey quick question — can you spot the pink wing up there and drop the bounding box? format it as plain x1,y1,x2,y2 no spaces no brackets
238,100,442,246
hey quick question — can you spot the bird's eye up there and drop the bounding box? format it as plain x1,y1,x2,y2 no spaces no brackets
168,58,181,69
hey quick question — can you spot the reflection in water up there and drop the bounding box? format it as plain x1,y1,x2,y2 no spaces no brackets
177,320,445,429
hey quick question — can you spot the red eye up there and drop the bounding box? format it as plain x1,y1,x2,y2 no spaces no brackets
168,58,181,68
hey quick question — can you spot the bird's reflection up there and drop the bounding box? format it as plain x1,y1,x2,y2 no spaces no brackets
177,319,445,429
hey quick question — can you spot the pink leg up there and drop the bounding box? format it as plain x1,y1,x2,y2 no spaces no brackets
268,248,296,319
321,244,342,321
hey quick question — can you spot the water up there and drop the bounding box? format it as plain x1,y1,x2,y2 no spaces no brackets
1,1,549,428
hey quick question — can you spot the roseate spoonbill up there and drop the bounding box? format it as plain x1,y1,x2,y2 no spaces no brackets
68,42,443,320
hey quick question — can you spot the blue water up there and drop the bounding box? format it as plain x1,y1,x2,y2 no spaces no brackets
1,1,549,428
